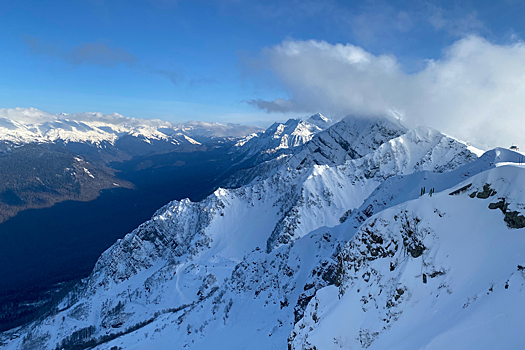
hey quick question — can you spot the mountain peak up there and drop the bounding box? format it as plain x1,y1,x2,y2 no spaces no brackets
233,118,324,159
306,113,333,129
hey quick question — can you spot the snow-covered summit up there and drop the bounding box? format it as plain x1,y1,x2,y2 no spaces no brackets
306,113,333,129
222,115,329,187
223,114,407,189
290,114,408,168
233,116,324,158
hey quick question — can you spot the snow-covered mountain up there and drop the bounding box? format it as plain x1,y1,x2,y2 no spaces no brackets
0,108,264,223
5,115,525,350
179,120,266,141
0,108,262,148
305,113,333,129
220,114,331,188
220,114,408,189
232,116,325,158
290,153,525,350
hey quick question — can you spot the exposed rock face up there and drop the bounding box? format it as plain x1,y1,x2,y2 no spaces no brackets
488,197,525,229
503,210,525,228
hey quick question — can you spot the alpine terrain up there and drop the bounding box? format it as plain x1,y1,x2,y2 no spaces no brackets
0,107,267,332
2,114,524,350
0,108,326,333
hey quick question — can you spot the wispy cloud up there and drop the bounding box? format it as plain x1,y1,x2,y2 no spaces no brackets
155,69,219,87
246,36,525,148
220,1,488,53
347,6,414,45
428,5,485,36
245,98,303,113
156,69,184,85
23,36,137,67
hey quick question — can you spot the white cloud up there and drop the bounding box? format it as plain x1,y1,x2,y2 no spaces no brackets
249,36,525,148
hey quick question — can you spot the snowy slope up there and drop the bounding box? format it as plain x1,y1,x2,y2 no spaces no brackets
290,163,525,350
0,115,492,350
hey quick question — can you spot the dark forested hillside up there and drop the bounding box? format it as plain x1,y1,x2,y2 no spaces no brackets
0,143,131,223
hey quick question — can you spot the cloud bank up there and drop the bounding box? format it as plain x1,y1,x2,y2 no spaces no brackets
249,36,525,148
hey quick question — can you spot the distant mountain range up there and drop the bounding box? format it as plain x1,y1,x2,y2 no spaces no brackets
0,107,263,148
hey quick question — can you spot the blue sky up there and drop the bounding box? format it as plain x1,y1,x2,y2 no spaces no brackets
1,0,525,131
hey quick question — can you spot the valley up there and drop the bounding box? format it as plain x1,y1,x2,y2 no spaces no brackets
0,111,325,332
0,143,235,331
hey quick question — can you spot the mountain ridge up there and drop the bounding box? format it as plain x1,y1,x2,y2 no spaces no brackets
7,114,525,350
